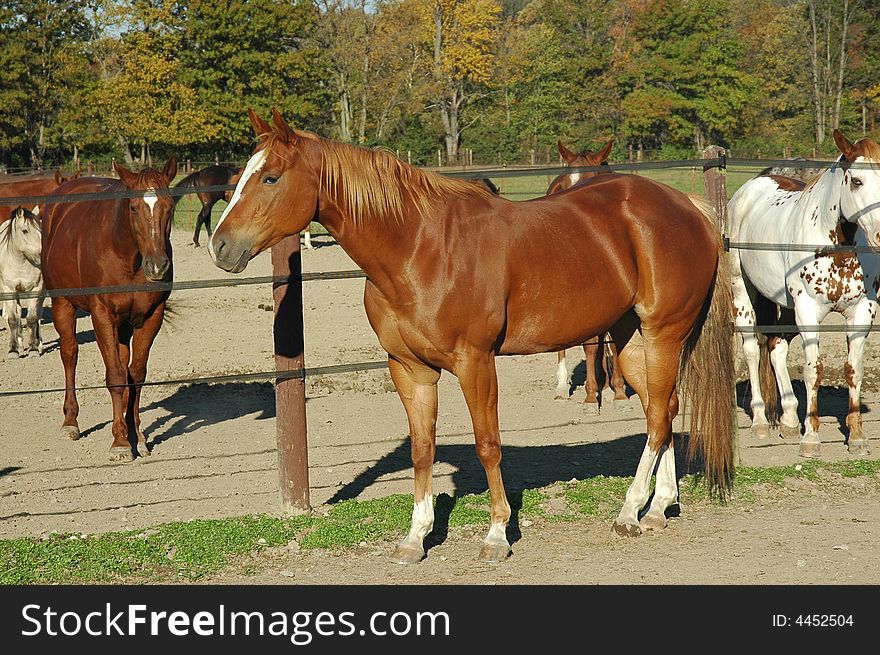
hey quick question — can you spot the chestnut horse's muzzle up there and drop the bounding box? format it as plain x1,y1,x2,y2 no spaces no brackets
144,254,170,281
210,235,251,273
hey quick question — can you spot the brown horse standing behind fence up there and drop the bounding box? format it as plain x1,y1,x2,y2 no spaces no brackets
0,170,80,221
173,164,240,247
547,140,629,414
42,158,177,461
210,109,735,564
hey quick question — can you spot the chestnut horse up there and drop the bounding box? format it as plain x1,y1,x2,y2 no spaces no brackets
210,109,735,563
42,158,177,461
548,140,629,414
0,170,80,221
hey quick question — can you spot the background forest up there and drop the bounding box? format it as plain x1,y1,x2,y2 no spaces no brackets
0,0,878,170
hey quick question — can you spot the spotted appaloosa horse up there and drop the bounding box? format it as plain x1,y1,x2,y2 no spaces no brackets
0,207,43,356
210,109,735,564
42,158,177,461
547,139,629,414
728,130,880,458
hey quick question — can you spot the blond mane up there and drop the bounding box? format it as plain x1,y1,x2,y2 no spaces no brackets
260,130,494,224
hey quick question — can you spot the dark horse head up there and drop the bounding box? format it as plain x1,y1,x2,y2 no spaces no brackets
113,158,177,281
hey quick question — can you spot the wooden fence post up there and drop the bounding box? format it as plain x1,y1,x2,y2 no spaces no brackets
702,145,727,234
272,235,310,514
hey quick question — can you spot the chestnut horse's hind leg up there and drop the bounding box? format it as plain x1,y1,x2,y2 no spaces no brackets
457,352,511,562
611,329,682,537
51,298,81,440
388,356,440,564
126,305,165,458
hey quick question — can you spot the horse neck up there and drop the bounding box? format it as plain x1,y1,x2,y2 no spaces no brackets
315,188,423,296
802,163,845,238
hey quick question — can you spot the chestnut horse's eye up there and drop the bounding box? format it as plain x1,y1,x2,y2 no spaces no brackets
263,175,279,185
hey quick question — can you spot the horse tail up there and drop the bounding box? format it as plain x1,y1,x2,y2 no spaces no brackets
172,170,201,204
678,196,737,500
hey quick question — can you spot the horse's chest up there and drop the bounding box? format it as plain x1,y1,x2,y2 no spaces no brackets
789,256,866,308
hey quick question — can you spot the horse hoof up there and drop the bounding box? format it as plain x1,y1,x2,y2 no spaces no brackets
639,514,667,531
601,388,615,405
612,520,642,537
553,393,569,401
779,423,802,439
752,424,771,439
61,426,80,441
109,447,134,462
478,540,511,563
583,403,600,416
137,443,151,458
847,439,870,456
6,351,19,359
390,543,425,565
799,437,821,459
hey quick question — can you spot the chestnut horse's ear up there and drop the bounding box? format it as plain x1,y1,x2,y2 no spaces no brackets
557,140,576,164
72,169,81,179
833,129,856,161
162,156,178,184
248,107,272,137
596,139,613,164
54,169,63,185
271,108,298,144
113,161,138,186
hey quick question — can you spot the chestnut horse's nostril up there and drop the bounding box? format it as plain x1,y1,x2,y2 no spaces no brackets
214,237,226,258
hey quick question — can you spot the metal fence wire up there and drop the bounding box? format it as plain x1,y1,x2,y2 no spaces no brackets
1,156,877,398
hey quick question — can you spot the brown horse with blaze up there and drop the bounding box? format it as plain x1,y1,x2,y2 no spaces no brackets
42,158,177,461
546,139,629,414
210,109,736,564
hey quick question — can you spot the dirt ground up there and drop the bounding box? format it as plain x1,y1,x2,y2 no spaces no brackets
2,229,880,584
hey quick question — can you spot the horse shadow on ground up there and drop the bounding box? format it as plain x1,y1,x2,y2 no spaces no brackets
329,431,694,554
735,379,869,438
140,381,275,448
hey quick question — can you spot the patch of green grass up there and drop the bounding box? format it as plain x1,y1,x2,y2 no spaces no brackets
3,458,879,584
0,515,311,585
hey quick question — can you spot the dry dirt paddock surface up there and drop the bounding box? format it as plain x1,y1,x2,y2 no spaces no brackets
2,230,880,584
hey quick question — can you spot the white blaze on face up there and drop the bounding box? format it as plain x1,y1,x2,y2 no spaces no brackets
143,188,158,238
569,172,581,185
208,149,268,259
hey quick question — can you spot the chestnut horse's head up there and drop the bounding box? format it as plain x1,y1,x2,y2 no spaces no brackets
209,108,320,273
833,130,880,249
113,157,177,281
548,139,613,194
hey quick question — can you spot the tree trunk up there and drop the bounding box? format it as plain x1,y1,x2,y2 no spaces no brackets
117,134,135,167
832,0,849,132
807,1,825,146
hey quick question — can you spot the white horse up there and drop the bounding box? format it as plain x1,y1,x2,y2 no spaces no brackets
0,207,44,357
728,130,880,458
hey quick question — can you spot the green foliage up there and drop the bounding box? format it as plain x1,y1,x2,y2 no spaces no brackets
177,0,332,152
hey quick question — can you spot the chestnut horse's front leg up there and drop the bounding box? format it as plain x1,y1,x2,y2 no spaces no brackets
51,298,81,440
91,305,132,462
457,351,511,562
127,303,166,458
387,356,440,564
